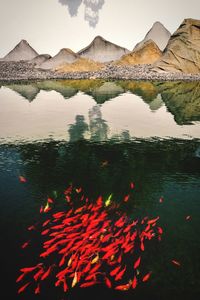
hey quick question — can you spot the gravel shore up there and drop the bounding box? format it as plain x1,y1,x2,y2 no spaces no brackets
0,61,200,83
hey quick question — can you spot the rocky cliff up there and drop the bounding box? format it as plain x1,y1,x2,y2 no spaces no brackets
154,19,200,74
116,40,162,65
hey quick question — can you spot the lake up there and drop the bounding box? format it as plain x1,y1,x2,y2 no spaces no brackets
0,80,200,300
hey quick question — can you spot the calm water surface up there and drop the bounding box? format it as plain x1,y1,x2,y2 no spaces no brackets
0,80,200,300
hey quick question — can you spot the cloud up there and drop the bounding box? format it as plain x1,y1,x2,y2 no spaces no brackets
58,0,105,27
58,0,82,16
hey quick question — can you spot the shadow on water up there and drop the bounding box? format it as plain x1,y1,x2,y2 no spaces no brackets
58,0,105,27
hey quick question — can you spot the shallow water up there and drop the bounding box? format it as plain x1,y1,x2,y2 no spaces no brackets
0,80,200,300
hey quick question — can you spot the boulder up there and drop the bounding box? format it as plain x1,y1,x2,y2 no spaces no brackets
154,18,200,74
116,40,162,65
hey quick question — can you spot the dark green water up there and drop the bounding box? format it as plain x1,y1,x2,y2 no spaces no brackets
0,80,200,300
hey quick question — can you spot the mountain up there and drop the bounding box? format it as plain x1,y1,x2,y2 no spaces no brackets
134,21,171,51
2,40,38,61
39,48,79,70
31,54,51,66
78,36,130,63
55,57,103,73
116,40,162,65
154,18,200,74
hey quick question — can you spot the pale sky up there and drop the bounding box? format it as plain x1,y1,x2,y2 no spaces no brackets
0,0,200,58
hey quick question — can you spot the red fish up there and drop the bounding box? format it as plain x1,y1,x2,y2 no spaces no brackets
16,273,25,283
47,197,54,204
28,225,36,231
124,194,130,202
42,219,51,227
41,229,50,235
140,240,145,251
110,265,121,277
20,265,41,273
34,284,40,294
132,276,137,288
105,277,112,288
19,176,26,183
148,217,159,225
142,272,152,282
96,196,103,205
157,227,163,234
80,280,98,288
130,182,135,189
115,266,126,281
76,187,82,193
21,241,29,249
159,197,164,203
171,260,181,267
186,215,191,220
18,282,30,294
41,266,52,280
115,283,130,290
134,256,141,269
33,268,44,281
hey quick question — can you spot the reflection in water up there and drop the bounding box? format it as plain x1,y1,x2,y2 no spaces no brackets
68,115,89,142
3,80,200,124
89,105,108,141
6,84,40,102
58,0,105,27
155,81,200,124
1,80,200,144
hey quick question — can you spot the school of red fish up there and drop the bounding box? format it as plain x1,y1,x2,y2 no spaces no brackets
17,182,163,295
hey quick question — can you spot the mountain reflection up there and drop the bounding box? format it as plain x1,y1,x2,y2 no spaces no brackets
3,79,200,125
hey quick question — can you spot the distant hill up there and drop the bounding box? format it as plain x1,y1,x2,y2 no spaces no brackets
78,36,130,63
116,40,162,65
154,18,200,74
134,21,171,51
39,48,79,70
2,40,38,61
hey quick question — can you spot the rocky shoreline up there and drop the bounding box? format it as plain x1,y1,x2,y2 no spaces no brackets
0,61,200,83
